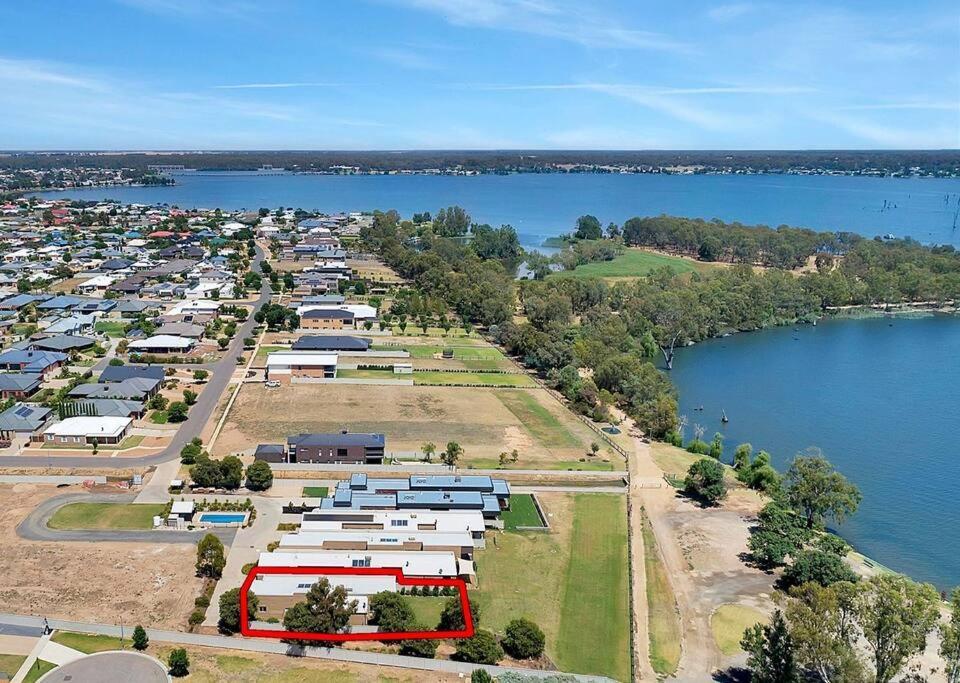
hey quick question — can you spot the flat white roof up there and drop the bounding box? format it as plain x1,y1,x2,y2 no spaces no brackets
301,509,486,534
259,550,459,577
278,529,473,549
171,501,195,514
266,352,338,367
253,573,395,601
129,335,195,349
44,416,132,438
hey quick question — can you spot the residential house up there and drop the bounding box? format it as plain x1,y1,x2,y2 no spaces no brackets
0,403,52,441
43,416,132,445
0,349,67,376
264,352,337,382
0,373,42,399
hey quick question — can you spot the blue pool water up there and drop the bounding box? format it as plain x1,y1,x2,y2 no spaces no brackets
199,513,246,524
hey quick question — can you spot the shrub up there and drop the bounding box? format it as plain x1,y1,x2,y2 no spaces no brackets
453,630,503,665
685,438,711,455
167,401,189,423
194,595,210,608
398,628,439,658
132,624,148,651
188,610,205,626
439,596,480,631
502,618,545,659
168,648,190,677
471,671,493,683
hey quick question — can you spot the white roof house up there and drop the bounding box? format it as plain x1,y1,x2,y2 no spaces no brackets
260,550,460,578
265,352,337,377
296,304,377,320
44,416,132,439
171,501,195,516
129,335,196,351
300,509,486,536
277,529,474,551
169,299,221,316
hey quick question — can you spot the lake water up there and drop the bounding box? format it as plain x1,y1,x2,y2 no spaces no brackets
670,315,960,589
36,171,960,586
36,172,960,249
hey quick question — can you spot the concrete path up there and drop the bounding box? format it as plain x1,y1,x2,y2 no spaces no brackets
203,498,285,627
0,248,271,470
16,491,236,545
34,641,83,666
135,458,182,504
0,613,615,683
11,633,51,683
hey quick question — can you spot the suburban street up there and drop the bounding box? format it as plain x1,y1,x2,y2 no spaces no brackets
0,247,271,470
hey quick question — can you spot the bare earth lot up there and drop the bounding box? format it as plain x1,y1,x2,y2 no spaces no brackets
0,484,202,629
215,383,608,469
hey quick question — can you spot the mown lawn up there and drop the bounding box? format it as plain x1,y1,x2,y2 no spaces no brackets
551,248,711,279
302,486,328,498
502,493,544,530
475,493,630,681
255,344,288,360
338,368,535,387
643,511,681,675
94,320,126,338
22,659,55,683
48,503,166,530
405,595,447,629
376,344,505,361
555,494,631,682
51,632,124,654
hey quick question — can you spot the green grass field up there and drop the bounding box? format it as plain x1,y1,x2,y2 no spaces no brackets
255,344,288,360
496,390,582,449
643,512,681,675
475,493,630,681
48,503,166,530
711,604,766,656
0,654,26,680
502,493,544,530
338,368,535,387
555,495,630,681
302,486,328,498
94,320,126,338
51,632,124,654
22,660,55,683
552,248,709,279
406,595,447,629
374,344,506,361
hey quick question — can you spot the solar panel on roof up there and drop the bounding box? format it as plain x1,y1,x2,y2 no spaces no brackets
15,406,32,417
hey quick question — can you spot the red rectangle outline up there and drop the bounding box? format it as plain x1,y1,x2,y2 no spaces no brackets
239,565,474,641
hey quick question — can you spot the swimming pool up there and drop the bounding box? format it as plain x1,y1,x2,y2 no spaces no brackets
198,513,247,525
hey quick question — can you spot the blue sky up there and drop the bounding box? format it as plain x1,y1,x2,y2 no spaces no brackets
0,0,957,150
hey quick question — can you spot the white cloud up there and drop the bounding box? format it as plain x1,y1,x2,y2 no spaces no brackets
0,57,108,92
389,0,690,52
370,47,439,71
706,3,756,22
213,82,343,90
809,111,960,148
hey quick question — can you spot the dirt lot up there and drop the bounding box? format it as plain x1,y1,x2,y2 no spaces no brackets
0,484,202,629
214,383,604,469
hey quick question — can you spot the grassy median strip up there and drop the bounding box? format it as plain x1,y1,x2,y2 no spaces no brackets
22,659,56,683
48,503,166,530
51,632,124,654
556,494,631,682
643,511,681,676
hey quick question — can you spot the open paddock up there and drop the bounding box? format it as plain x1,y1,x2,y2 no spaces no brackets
215,383,602,469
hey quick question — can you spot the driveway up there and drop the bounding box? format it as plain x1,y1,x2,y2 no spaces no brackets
16,491,236,545
0,247,270,470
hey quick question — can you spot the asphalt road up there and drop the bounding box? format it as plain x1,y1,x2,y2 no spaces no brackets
0,247,270,470
16,491,237,544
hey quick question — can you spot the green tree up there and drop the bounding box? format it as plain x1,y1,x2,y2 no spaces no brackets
132,624,149,651
471,670,493,683
245,460,273,491
782,550,858,588
368,591,415,633
709,432,724,459
218,587,258,634
167,401,189,423
421,442,436,462
190,454,222,488
733,442,753,471
282,579,357,644
502,617,545,659
574,215,602,240
453,629,503,665
748,503,812,568
180,442,201,465
441,441,463,468
742,610,798,683
786,582,864,683
219,455,244,489
398,627,439,658
854,574,940,683
785,455,862,529
683,458,727,505
196,533,226,579
941,588,960,683
168,648,190,677
438,596,480,631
